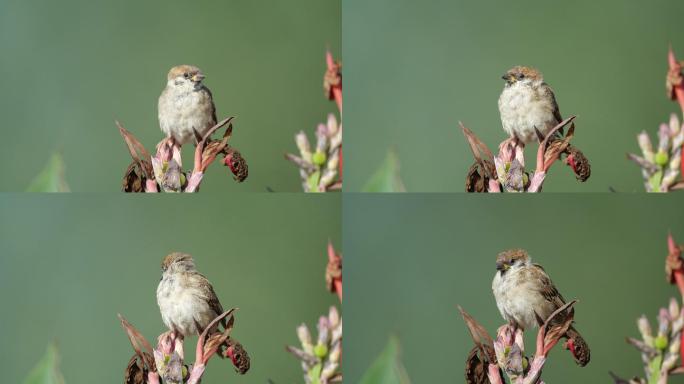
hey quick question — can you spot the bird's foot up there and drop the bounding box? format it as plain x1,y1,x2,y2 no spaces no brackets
174,333,185,360
157,136,174,152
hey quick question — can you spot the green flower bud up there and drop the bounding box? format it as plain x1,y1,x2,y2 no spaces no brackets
655,335,668,350
314,343,328,358
313,151,327,166
655,151,669,167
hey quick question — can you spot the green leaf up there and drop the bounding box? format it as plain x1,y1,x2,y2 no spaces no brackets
27,153,69,192
23,343,65,384
359,336,411,384
362,150,406,192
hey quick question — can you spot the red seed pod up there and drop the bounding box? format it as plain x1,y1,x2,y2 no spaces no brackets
224,148,248,182
565,147,591,182
224,340,250,375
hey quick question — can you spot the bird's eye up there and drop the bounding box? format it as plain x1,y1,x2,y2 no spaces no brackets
183,73,190,79
517,73,525,80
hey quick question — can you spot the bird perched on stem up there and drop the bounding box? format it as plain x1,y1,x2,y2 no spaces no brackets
157,253,226,351
498,66,590,181
491,249,591,366
498,66,573,144
158,65,217,146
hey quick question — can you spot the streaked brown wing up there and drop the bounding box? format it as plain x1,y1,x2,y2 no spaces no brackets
196,273,224,317
541,83,572,136
541,83,563,124
532,264,567,309
202,85,218,125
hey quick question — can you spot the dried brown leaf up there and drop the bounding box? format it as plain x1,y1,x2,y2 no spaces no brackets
118,314,156,371
122,161,151,192
466,160,496,193
465,345,497,384
125,353,151,384
458,306,496,363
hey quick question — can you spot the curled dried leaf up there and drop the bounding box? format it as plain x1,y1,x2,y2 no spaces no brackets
205,332,230,358
201,140,228,167
122,161,153,192
118,314,156,371
466,160,496,193
458,306,496,363
543,137,572,171
465,345,497,384
125,353,152,384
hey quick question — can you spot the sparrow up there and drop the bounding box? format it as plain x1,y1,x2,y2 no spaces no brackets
498,66,568,144
156,252,226,339
158,65,217,145
491,249,590,366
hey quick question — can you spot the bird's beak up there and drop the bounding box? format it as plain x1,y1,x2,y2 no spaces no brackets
191,73,205,82
496,261,509,272
502,73,514,83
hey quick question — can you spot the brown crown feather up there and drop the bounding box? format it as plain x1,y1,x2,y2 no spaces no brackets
167,65,202,81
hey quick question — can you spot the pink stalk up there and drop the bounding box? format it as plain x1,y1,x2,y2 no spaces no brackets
328,241,342,302
668,233,684,298
487,364,504,384
668,47,684,115
326,50,343,181
145,179,158,192
488,179,502,192
147,372,160,384
326,51,342,113
668,47,684,176
667,233,684,366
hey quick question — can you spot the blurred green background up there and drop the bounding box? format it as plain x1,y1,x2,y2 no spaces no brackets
0,0,340,192
0,194,341,382
344,193,684,382
344,0,684,192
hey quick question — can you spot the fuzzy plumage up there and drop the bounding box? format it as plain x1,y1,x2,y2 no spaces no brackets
492,249,590,366
157,252,224,337
498,66,565,144
158,65,217,145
